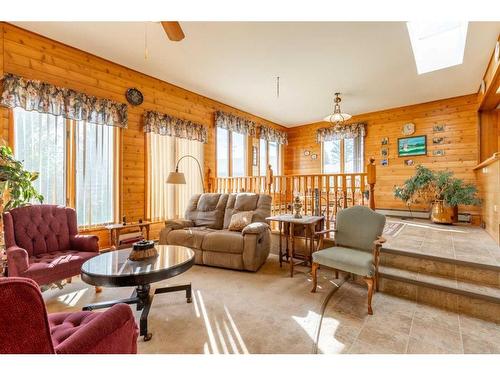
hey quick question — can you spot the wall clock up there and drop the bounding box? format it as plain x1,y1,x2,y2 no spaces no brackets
125,88,144,106
402,122,415,136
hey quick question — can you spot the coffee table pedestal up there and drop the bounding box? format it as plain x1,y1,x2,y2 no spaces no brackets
83,283,192,341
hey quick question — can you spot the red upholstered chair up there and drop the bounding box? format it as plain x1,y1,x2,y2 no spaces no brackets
0,277,138,354
2,205,100,287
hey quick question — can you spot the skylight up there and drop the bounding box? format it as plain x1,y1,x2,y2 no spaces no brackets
407,21,468,74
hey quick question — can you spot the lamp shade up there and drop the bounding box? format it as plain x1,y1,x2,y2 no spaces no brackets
166,171,186,185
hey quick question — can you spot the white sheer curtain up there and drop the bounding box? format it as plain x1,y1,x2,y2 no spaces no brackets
75,120,115,228
148,133,204,221
13,108,66,205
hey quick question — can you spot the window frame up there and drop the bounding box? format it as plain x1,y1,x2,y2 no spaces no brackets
215,128,248,177
10,108,120,228
259,139,281,176
321,137,364,174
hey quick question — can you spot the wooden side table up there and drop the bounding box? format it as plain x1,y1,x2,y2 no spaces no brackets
266,214,324,277
105,222,151,250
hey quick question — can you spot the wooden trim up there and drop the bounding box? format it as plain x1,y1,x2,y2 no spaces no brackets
473,152,500,170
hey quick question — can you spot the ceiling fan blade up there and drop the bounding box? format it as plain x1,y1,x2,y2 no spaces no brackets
161,21,185,42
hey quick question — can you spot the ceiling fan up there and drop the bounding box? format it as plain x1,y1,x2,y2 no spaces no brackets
160,21,185,42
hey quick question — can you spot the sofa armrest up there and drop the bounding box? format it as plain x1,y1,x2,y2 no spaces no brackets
242,222,270,236
164,219,194,230
6,246,30,276
70,235,99,252
54,304,138,354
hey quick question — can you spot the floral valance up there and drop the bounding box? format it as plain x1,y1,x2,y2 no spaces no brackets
143,111,207,143
215,110,256,136
0,73,127,128
258,125,288,145
316,122,366,142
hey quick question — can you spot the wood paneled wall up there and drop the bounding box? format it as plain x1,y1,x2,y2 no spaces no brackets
286,94,481,215
476,156,500,244
480,110,500,161
0,23,286,247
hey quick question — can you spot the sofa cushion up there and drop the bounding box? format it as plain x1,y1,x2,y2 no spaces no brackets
202,230,244,254
185,193,228,229
312,246,374,277
228,211,253,231
223,193,272,228
234,193,259,211
25,251,98,285
167,227,215,250
49,310,100,348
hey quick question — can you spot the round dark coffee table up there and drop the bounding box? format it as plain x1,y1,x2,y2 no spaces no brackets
81,245,195,341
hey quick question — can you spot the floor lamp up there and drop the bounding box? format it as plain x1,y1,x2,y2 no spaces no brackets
166,154,206,193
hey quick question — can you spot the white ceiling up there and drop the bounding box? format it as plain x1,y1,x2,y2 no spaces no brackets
11,22,500,127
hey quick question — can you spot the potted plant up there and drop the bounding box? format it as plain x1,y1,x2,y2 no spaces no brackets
0,145,44,211
393,165,480,224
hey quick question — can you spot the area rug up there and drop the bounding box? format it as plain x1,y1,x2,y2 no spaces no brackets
383,222,405,237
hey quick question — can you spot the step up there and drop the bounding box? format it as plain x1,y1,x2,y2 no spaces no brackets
378,265,500,323
381,247,500,288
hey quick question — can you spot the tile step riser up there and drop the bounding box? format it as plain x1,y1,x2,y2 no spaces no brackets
377,274,500,324
380,251,500,288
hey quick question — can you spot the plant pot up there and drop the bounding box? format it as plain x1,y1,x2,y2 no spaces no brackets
430,201,456,224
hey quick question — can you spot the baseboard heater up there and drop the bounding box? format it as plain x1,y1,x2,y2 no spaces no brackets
375,208,472,223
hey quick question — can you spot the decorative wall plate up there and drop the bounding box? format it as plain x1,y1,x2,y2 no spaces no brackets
402,122,415,136
311,153,318,160
125,88,144,106
304,150,311,156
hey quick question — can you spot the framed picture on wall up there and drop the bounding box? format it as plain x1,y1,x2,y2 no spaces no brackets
398,135,427,157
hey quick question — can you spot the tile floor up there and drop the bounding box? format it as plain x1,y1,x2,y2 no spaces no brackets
315,281,500,354
383,218,500,267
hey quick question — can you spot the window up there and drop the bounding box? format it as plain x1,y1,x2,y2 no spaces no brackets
259,139,267,176
216,128,247,177
259,139,281,176
323,137,364,174
13,108,117,227
14,109,67,205
407,21,468,74
231,132,245,177
75,121,115,227
216,127,229,177
147,134,204,220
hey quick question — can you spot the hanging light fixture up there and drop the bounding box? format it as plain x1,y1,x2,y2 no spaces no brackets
324,92,351,124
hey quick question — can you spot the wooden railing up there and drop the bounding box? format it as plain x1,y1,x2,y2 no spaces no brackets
211,158,377,230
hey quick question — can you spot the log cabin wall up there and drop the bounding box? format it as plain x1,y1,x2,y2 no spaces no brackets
286,94,481,217
0,23,286,247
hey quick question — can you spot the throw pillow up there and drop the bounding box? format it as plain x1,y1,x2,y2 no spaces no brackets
228,211,254,231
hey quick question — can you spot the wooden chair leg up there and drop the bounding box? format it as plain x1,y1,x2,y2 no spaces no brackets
335,270,339,279
375,272,380,292
95,286,102,293
311,262,319,293
66,278,72,284
364,277,374,315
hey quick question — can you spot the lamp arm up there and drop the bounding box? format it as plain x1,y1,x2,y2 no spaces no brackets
175,154,206,193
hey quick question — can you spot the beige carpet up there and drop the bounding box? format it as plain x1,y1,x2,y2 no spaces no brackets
44,255,343,354
43,255,500,354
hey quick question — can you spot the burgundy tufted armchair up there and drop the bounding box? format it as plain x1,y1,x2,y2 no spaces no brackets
0,277,138,354
2,205,100,286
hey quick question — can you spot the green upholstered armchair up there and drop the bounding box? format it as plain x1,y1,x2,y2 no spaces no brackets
311,205,386,315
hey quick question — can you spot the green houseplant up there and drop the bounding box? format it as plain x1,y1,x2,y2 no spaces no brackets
0,145,44,211
393,165,480,224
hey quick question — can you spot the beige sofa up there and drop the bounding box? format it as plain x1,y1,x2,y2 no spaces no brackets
159,193,272,271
